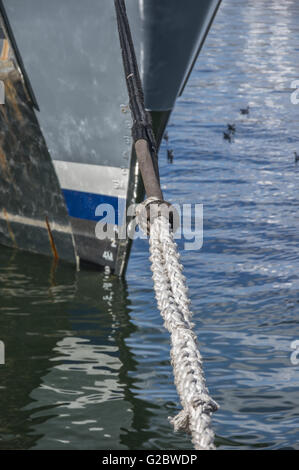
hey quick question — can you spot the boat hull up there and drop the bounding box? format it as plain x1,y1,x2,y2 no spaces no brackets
0,0,221,275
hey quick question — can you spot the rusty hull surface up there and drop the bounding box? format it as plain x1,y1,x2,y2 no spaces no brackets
0,25,77,264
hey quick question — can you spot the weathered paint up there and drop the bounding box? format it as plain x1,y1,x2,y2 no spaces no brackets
0,15,76,264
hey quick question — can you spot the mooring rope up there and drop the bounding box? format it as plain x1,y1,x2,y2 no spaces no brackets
136,199,219,450
114,0,219,450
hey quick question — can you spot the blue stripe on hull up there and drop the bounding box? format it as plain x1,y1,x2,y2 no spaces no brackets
62,189,125,224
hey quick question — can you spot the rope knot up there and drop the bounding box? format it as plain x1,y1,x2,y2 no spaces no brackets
191,395,219,414
136,197,179,235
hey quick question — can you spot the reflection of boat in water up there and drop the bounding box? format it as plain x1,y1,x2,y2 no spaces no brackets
0,248,157,449
0,1,221,275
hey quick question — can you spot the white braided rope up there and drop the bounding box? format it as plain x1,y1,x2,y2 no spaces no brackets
137,200,218,450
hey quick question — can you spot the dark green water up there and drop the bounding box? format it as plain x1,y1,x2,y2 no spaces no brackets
0,0,299,450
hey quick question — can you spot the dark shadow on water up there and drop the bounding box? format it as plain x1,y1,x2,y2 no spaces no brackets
0,246,157,449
